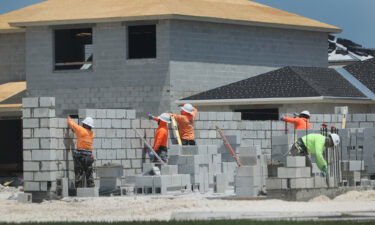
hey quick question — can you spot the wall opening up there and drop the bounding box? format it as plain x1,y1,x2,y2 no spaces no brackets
128,25,156,59
235,108,279,120
54,28,93,71
0,119,23,174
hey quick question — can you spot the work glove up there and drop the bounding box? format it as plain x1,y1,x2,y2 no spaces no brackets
320,166,327,177
279,114,285,120
148,113,154,120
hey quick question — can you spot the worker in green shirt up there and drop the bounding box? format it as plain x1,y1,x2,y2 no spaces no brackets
290,133,340,176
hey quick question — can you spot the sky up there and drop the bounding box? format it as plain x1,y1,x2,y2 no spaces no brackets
0,0,374,48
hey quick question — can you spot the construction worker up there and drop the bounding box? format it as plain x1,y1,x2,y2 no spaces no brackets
171,103,198,145
67,116,95,188
280,110,311,130
148,113,171,163
289,133,340,176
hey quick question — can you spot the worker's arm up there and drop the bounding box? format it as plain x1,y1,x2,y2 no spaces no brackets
170,113,184,123
282,116,298,124
153,117,159,122
67,117,81,133
315,152,328,171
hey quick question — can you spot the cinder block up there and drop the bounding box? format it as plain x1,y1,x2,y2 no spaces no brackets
22,98,39,108
214,173,226,193
289,178,314,189
23,119,39,128
169,145,182,156
39,97,55,107
161,165,178,175
238,156,257,166
96,165,124,177
181,146,199,155
314,176,328,188
286,156,306,167
17,193,32,203
235,186,258,198
77,188,99,197
235,176,260,186
235,166,258,177
277,167,310,178
24,181,40,191
33,108,55,118
266,178,288,190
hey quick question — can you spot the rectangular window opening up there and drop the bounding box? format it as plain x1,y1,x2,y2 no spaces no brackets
128,25,156,59
54,28,93,71
234,108,279,121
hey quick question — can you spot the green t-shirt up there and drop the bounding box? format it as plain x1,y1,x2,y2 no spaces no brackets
301,133,327,170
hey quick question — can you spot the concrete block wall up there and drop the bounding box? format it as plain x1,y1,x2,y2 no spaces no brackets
169,20,328,101
23,97,375,197
0,33,25,84
25,21,171,117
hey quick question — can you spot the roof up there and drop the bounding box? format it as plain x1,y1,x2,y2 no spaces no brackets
328,35,374,63
0,0,341,33
180,66,367,104
344,58,375,94
0,81,26,109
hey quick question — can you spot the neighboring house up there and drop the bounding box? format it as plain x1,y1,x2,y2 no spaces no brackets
329,35,374,67
179,58,375,119
0,0,340,118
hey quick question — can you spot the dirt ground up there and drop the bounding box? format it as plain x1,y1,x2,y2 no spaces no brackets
1,185,375,222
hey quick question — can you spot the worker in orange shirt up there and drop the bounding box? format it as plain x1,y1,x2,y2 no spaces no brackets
67,116,95,188
148,113,171,162
280,110,311,130
170,103,198,145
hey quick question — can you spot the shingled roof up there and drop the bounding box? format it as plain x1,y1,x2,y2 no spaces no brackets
0,0,340,33
344,58,375,94
181,66,367,102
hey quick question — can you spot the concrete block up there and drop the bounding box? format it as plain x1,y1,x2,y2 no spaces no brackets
96,165,124,177
23,119,39,128
235,176,260,186
238,146,261,156
33,108,55,118
169,145,182,156
314,176,328,188
17,193,32,203
120,186,135,196
214,173,226,193
161,165,178,175
77,188,99,197
22,98,39,108
266,178,288,190
181,145,199,155
39,97,55,107
235,186,258,198
126,110,136,119
289,178,314,189
286,156,306,168
142,163,155,175
277,167,310,178
235,166,258,177
24,181,40,191
238,156,257,166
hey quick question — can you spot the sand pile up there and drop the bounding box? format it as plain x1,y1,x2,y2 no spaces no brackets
309,195,331,202
333,190,375,202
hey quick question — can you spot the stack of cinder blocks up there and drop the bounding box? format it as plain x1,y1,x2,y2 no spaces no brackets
22,97,71,200
132,163,190,195
233,145,267,197
96,164,123,195
168,145,221,193
267,156,325,190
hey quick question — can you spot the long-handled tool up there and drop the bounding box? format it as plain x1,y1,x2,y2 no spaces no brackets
215,126,242,167
170,116,182,145
133,128,167,165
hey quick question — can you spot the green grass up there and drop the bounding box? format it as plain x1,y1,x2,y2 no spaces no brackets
0,221,374,225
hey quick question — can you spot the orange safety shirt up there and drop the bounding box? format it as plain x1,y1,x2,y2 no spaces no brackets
172,108,198,141
152,117,168,151
67,117,94,150
282,117,311,130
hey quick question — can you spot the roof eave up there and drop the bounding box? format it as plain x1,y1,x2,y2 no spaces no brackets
8,14,342,33
176,96,371,106
0,28,25,34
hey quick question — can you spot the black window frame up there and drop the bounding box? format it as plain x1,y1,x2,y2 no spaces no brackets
53,27,93,71
127,24,156,59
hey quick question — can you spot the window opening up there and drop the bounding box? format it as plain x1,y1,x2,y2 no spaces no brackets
128,25,156,59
